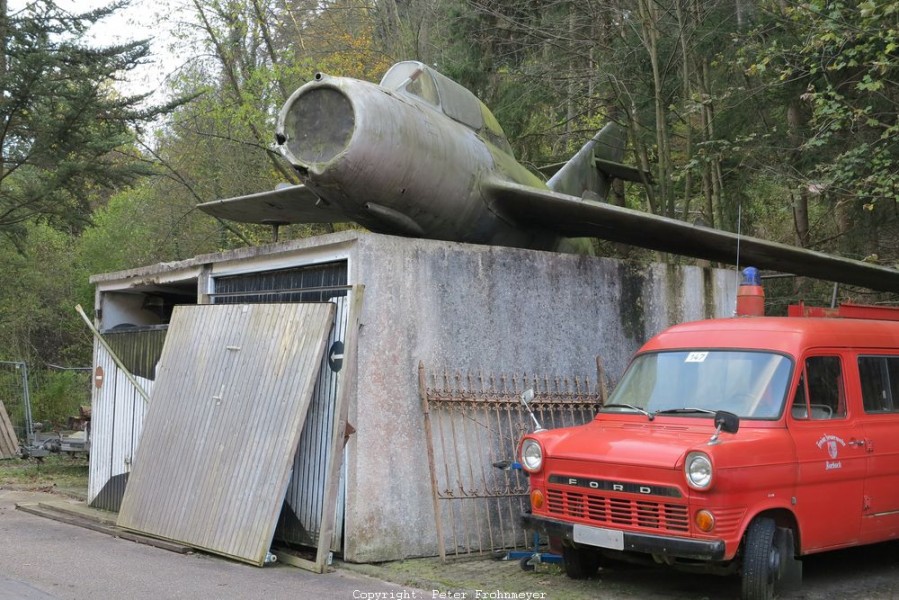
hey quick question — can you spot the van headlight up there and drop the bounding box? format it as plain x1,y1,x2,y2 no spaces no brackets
685,451,713,490
520,439,543,472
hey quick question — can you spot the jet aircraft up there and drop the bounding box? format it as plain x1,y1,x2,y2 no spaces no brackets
199,61,899,293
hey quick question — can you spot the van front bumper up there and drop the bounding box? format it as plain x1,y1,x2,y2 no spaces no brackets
521,512,726,561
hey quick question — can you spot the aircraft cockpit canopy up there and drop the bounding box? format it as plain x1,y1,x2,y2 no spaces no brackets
381,61,441,107
380,61,512,154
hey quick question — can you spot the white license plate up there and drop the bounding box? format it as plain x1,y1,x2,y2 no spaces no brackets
572,524,624,550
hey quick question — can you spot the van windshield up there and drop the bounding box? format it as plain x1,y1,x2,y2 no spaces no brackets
603,351,792,420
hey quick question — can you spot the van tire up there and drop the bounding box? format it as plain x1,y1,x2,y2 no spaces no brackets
562,544,600,579
741,517,780,600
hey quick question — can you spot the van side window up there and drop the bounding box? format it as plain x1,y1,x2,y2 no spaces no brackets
791,356,845,420
859,356,899,412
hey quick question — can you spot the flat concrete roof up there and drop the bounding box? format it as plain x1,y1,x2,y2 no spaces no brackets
89,230,364,286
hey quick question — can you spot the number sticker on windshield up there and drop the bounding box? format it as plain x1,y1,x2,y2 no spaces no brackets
685,352,708,363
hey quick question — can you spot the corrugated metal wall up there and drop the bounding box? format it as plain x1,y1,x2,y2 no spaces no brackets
276,296,347,551
116,303,335,565
88,327,167,511
212,261,350,553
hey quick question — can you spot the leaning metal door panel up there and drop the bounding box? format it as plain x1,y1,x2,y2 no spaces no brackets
116,303,334,566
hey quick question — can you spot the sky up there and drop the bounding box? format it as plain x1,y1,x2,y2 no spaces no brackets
9,0,182,101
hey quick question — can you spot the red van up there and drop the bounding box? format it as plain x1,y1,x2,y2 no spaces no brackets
519,298,899,600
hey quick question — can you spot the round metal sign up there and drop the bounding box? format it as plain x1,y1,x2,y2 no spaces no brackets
94,365,105,389
328,341,345,372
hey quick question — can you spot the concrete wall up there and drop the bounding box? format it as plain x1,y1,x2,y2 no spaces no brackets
344,234,735,561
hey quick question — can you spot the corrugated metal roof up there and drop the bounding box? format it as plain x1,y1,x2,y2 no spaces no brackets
116,303,335,565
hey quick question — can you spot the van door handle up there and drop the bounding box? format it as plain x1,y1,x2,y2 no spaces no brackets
849,439,873,452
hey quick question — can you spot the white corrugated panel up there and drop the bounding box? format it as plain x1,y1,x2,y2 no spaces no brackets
277,296,348,550
116,303,334,565
88,342,153,509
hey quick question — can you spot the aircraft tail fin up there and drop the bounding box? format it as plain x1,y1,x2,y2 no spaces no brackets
546,122,637,200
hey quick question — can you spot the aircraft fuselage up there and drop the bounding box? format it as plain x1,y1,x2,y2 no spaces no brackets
275,66,562,251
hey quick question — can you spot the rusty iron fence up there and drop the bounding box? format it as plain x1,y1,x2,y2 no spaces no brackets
419,360,607,559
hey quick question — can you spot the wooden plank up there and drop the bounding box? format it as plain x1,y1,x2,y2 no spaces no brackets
0,400,19,458
37,501,118,526
16,503,192,553
272,549,325,573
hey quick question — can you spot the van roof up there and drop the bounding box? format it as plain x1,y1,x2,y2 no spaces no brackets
642,316,899,356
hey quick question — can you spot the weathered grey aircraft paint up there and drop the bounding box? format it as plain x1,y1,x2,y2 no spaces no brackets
199,61,899,292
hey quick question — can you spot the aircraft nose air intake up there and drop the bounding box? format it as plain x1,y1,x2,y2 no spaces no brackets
279,86,355,167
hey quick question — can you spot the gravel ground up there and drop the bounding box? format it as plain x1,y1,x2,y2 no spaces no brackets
342,538,899,600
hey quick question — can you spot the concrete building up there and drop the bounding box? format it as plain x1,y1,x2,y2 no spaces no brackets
88,230,736,562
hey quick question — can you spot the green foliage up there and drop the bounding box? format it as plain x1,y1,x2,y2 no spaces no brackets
77,186,158,276
0,1,174,244
29,369,89,428
764,0,899,205
0,224,90,366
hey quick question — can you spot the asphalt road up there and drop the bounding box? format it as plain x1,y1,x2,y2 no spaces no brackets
0,490,422,600
5,488,899,600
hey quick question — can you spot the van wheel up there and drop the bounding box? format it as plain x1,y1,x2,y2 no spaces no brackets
741,517,781,600
562,545,600,579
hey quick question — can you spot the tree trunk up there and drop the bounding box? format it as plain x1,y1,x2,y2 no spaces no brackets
787,98,809,247
675,0,694,220
697,55,723,228
0,0,6,78
1,0,7,180
638,0,671,216
792,190,810,248
629,103,657,213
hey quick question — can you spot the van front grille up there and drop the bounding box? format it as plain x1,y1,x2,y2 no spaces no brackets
546,488,689,532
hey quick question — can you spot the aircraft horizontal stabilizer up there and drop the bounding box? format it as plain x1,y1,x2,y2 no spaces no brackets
539,158,649,184
594,158,652,184
197,184,346,225
485,179,899,292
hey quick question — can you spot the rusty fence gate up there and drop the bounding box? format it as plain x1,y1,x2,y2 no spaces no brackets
419,361,606,559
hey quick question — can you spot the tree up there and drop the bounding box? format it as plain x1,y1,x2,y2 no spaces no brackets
738,0,899,288
0,224,89,365
0,0,171,245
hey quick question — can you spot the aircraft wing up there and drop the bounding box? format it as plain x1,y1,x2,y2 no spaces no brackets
197,184,347,224
485,179,899,292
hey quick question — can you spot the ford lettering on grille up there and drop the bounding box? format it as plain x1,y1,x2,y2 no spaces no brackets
549,474,682,498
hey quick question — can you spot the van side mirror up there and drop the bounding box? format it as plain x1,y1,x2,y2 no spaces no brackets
714,410,740,434
708,410,739,445
520,388,535,407
519,388,543,432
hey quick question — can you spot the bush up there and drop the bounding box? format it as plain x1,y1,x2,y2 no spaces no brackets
29,370,90,430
